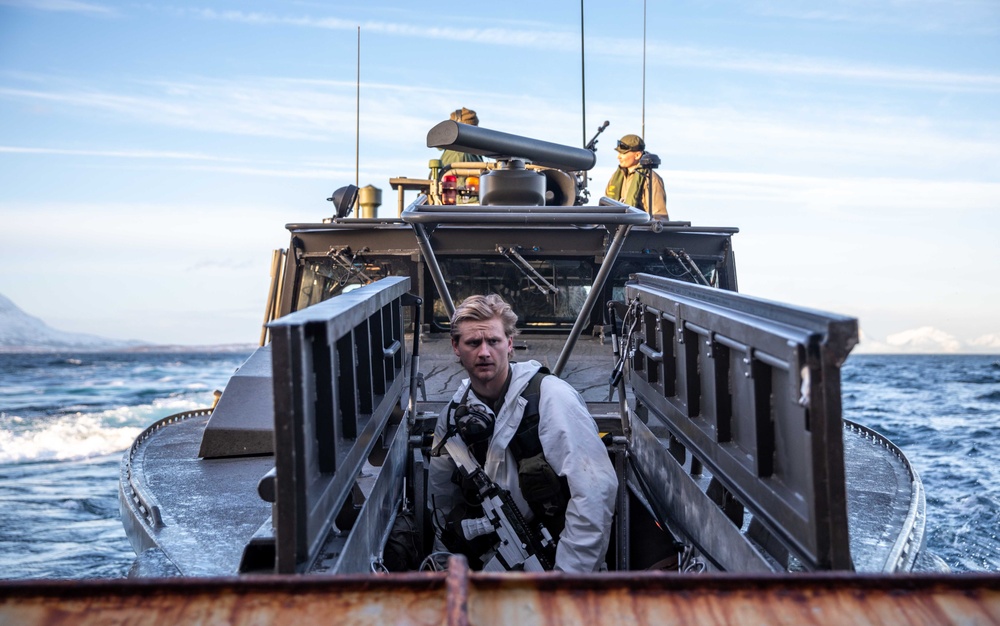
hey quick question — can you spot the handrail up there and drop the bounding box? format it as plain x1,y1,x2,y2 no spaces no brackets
400,196,649,225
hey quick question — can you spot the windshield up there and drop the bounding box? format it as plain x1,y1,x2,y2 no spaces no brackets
297,254,413,309
432,258,595,328
294,250,721,331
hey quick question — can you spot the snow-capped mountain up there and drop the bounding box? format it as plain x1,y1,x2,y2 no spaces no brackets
855,326,1000,354
0,293,144,351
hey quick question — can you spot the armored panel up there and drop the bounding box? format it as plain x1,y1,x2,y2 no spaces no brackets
624,274,857,570
198,345,274,458
267,277,411,573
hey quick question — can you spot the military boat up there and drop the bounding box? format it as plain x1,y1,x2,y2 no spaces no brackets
10,121,997,625
111,120,934,576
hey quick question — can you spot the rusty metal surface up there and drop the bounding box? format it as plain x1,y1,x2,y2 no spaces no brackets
3,566,998,626
465,573,1000,625
0,575,445,626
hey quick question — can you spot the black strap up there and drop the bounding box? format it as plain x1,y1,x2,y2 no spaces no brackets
441,368,552,465
508,368,550,461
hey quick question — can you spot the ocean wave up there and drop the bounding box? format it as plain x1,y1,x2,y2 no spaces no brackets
0,397,210,464
0,415,140,464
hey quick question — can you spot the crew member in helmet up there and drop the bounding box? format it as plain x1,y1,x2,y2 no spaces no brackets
605,133,668,219
440,107,485,167
428,294,618,572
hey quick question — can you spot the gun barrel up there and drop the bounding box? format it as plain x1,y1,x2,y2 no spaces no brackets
427,121,597,172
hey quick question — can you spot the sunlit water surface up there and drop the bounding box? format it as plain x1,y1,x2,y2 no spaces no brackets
1,352,997,578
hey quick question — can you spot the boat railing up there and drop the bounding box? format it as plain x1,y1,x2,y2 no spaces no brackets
120,407,213,533
400,196,651,225
844,419,927,572
623,273,858,571
254,276,414,573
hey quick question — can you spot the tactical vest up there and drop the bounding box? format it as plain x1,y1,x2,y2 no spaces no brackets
605,166,648,210
449,368,571,537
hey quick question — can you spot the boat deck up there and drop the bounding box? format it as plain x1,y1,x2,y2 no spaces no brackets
123,332,921,575
121,414,273,577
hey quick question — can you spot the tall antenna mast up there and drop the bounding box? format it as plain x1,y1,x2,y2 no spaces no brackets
642,0,647,140
580,0,587,148
355,26,360,191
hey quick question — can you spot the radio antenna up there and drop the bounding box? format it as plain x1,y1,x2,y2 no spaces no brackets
580,0,587,148
642,0,647,140
355,26,360,191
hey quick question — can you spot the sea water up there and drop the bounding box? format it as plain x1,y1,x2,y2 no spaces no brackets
0,351,997,579
841,354,1000,573
0,351,249,579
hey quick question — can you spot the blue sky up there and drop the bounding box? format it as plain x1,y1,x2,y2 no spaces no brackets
1,0,998,352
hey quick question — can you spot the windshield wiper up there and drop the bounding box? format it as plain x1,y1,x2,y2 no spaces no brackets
664,248,711,287
328,246,374,286
497,245,557,295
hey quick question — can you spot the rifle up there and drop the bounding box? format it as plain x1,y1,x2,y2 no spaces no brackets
585,120,610,152
442,435,556,572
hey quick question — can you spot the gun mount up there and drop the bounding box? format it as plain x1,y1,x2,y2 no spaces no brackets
427,121,597,207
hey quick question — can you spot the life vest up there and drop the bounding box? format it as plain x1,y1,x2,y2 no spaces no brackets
605,166,648,210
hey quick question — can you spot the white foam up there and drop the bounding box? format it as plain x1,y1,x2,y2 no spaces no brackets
0,396,211,464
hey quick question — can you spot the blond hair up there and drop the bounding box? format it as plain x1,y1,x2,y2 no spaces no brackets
450,294,518,340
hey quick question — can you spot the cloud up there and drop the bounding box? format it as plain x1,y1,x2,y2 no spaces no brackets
669,170,1000,215
5,72,999,188
184,258,255,272
970,333,1000,350
0,0,114,15
880,326,965,354
0,78,452,143
648,44,1000,91
0,145,248,162
855,327,948,354
181,7,1000,92
188,8,578,51
744,0,1000,35
0,144,362,179
885,326,963,353
855,327,1000,354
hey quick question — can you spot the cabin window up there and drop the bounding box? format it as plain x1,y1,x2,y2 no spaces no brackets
434,258,594,329
296,256,408,310
609,257,719,303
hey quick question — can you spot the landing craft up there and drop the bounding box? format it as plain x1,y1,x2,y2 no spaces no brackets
3,122,999,625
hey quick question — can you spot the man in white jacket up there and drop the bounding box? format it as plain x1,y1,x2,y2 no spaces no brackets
428,294,618,572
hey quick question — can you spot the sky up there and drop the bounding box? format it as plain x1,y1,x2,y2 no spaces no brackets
1,0,998,352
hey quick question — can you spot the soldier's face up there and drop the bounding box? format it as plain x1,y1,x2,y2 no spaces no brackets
452,317,512,396
617,150,642,169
